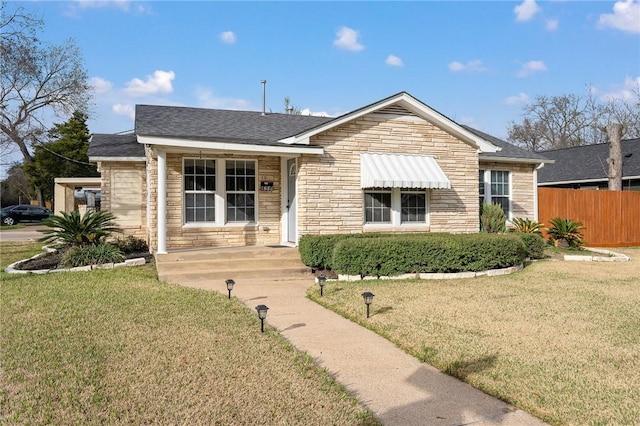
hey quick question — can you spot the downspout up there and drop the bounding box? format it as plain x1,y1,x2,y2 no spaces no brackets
534,163,544,221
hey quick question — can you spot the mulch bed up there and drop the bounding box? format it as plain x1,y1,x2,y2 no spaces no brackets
14,249,153,271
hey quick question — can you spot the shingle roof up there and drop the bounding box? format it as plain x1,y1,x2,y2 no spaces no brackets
538,138,640,183
135,105,334,145
462,126,551,163
88,133,143,158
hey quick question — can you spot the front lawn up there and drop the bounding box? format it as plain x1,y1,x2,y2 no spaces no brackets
309,248,640,425
0,242,378,425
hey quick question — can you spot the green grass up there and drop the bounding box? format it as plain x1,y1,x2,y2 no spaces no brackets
1,242,379,425
309,248,640,426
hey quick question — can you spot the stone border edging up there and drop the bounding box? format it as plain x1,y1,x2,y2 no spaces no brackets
4,250,147,274
326,264,524,282
564,247,630,262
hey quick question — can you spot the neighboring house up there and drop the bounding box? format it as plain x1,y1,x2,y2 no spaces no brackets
538,138,640,191
88,92,550,254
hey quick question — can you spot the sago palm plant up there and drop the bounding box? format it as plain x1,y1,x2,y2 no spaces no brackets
39,210,121,248
546,217,585,248
510,217,542,234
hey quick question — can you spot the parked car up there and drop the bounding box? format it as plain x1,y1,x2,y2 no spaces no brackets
0,204,53,226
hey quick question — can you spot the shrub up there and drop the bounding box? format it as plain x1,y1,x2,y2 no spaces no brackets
62,243,125,268
510,217,542,234
113,235,149,254
480,203,506,233
547,217,585,248
331,233,526,277
39,210,121,248
518,233,545,259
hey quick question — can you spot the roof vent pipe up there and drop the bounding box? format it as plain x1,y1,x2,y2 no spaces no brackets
261,80,266,116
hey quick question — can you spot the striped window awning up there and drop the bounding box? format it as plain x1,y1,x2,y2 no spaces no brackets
360,153,451,189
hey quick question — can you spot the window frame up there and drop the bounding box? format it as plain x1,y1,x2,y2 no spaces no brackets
225,159,257,224
183,158,217,224
182,158,258,227
363,188,429,227
479,169,511,219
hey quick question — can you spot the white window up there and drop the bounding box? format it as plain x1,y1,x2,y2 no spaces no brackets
225,160,256,223
183,158,257,225
184,159,216,223
479,169,510,218
364,189,428,226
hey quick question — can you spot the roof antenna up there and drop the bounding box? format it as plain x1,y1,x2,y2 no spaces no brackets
261,80,266,116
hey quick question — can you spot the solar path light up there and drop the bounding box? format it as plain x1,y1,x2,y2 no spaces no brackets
361,291,375,318
225,279,235,299
318,276,327,296
255,304,269,333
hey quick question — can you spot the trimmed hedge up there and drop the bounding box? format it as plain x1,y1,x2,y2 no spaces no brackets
299,233,527,277
518,233,545,259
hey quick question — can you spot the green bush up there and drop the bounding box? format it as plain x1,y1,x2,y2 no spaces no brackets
62,243,125,268
330,233,526,277
113,235,149,254
480,202,507,233
518,233,545,259
299,233,392,270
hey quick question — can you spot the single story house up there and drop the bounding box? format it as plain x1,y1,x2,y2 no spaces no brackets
538,138,640,191
88,92,550,254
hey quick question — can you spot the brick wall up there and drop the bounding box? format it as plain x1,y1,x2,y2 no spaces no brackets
297,114,480,236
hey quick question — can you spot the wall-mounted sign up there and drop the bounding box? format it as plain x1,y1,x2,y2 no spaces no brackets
260,181,274,191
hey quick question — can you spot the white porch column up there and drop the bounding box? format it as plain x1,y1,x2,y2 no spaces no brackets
157,149,167,254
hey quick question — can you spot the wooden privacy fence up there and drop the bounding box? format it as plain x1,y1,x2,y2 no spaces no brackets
538,188,640,247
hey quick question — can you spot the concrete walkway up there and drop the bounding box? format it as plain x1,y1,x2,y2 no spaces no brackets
170,273,547,426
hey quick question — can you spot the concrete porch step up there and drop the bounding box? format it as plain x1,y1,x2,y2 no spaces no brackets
155,245,312,284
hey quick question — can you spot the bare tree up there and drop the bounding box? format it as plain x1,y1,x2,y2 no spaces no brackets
507,93,605,151
0,2,91,204
283,97,301,115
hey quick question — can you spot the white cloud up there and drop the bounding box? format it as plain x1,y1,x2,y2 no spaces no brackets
517,60,548,77
385,55,404,67
333,26,364,52
598,0,640,33
220,31,237,44
299,108,331,117
600,76,640,102
89,76,113,94
124,70,175,96
112,103,135,119
194,88,252,110
504,92,530,105
514,0,541,22
546,19,559,31
448,59,487,73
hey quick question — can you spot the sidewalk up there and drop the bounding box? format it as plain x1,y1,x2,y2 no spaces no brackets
177,276,547,426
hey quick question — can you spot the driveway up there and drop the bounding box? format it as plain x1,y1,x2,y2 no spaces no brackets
0,225,47,242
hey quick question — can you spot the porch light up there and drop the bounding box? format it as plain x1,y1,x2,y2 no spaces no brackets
255,304,269,333
225,279,235,299
318,276,327,296
361,291,375,318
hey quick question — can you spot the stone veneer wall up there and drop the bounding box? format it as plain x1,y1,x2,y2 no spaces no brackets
297,114,481,236
479,160,537,219
145,150,282,251
97,161,147,239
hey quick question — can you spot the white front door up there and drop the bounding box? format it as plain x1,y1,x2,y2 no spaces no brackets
286,158,297,243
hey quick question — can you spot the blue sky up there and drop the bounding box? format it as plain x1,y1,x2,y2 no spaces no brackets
3,0,639,178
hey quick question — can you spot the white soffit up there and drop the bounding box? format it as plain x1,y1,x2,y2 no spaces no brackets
360,153,451,189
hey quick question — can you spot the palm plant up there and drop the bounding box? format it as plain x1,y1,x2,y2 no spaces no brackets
546,217,585,248
510,217,542,234
39,210,121,247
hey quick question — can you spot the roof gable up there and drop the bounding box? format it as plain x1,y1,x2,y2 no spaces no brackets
281,92,500,153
